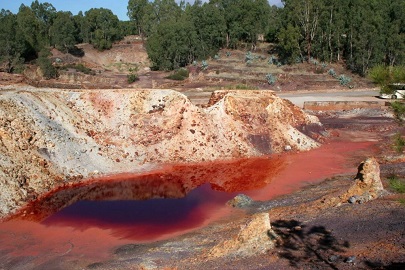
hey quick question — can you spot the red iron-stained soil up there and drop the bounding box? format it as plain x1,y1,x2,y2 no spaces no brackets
0,137,378,263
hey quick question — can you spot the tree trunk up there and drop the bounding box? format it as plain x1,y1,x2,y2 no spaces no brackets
328,7,333,62
307,35,311,61
337,35,340,62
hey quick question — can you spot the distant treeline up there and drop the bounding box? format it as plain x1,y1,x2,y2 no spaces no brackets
1,0,404,75
0,0,135,74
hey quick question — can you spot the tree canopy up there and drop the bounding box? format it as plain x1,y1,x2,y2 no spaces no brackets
0,0,404,75
131,0,405,72
0,2,128,74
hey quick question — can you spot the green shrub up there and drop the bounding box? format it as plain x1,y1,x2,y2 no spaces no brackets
11,59,25,74
389,175,405,193
225,84,258,90
176,68,189,78
312,59,319,66
368,65,405,93
368,65,390,86
201,60,208,70
127,66,139,83
392,66,405,82
328,68,337,77
391,101,405,125
266,73,277,85
245,51,254,63
127,73,139,83
268,55,278,65
166,68,189,81
37,57,58,79
339,74,351,86
393,132,405,152
295,56,303,63
237,84,257,90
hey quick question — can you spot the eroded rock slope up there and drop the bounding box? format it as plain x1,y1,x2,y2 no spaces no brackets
0,88,323,217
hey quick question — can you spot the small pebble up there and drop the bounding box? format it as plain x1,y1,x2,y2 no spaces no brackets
293,226,302,231
328,255,339,262
348,196,357,204
345,256,356,263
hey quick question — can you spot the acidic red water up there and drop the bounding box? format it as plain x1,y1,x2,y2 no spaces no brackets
41,183,235,241
0,139,377,262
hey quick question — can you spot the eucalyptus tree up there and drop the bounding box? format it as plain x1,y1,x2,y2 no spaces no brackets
85,8,122,50
30,0,56,47
384,0,405,66
186,1,226,59
73,11,91,43
266,4,282,43
152,0,182,24
127,0,150,37
282,0,324,61
345,0,386,75
16,4,41,54
276,23,301,62
146,11,198,70
0,10,25,73
50,11,77,52
212,0,271,48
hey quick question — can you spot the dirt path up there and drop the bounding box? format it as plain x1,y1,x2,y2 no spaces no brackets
278,89,380,108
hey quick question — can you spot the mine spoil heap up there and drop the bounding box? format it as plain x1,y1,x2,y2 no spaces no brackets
0,88,324,218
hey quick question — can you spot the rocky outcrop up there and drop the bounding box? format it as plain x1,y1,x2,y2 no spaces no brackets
208,213,277,257
320,157,387,207
0,88,324,218
341,157,387,204
227,194,254,208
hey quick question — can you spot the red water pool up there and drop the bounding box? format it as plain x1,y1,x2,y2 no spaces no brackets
0,139,377,262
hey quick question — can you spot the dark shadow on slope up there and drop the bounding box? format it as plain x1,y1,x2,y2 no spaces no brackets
271,219,349,269
68,46,85,57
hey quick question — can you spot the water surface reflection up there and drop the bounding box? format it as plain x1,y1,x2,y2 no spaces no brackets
42,184,233,241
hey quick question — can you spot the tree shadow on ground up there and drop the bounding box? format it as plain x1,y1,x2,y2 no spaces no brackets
68,46,85,57
271,219,350,269
365,261,405,269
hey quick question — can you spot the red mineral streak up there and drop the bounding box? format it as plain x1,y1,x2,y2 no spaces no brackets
0,139,378,263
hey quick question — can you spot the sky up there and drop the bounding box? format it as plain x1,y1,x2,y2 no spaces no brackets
0,0,283,21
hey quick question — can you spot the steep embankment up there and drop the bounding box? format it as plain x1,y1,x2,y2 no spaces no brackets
0,88,324,217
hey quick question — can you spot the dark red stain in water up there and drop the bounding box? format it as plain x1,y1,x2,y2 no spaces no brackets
0,139,378,261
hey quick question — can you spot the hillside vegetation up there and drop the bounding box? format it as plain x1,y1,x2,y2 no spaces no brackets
1,0,404,78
